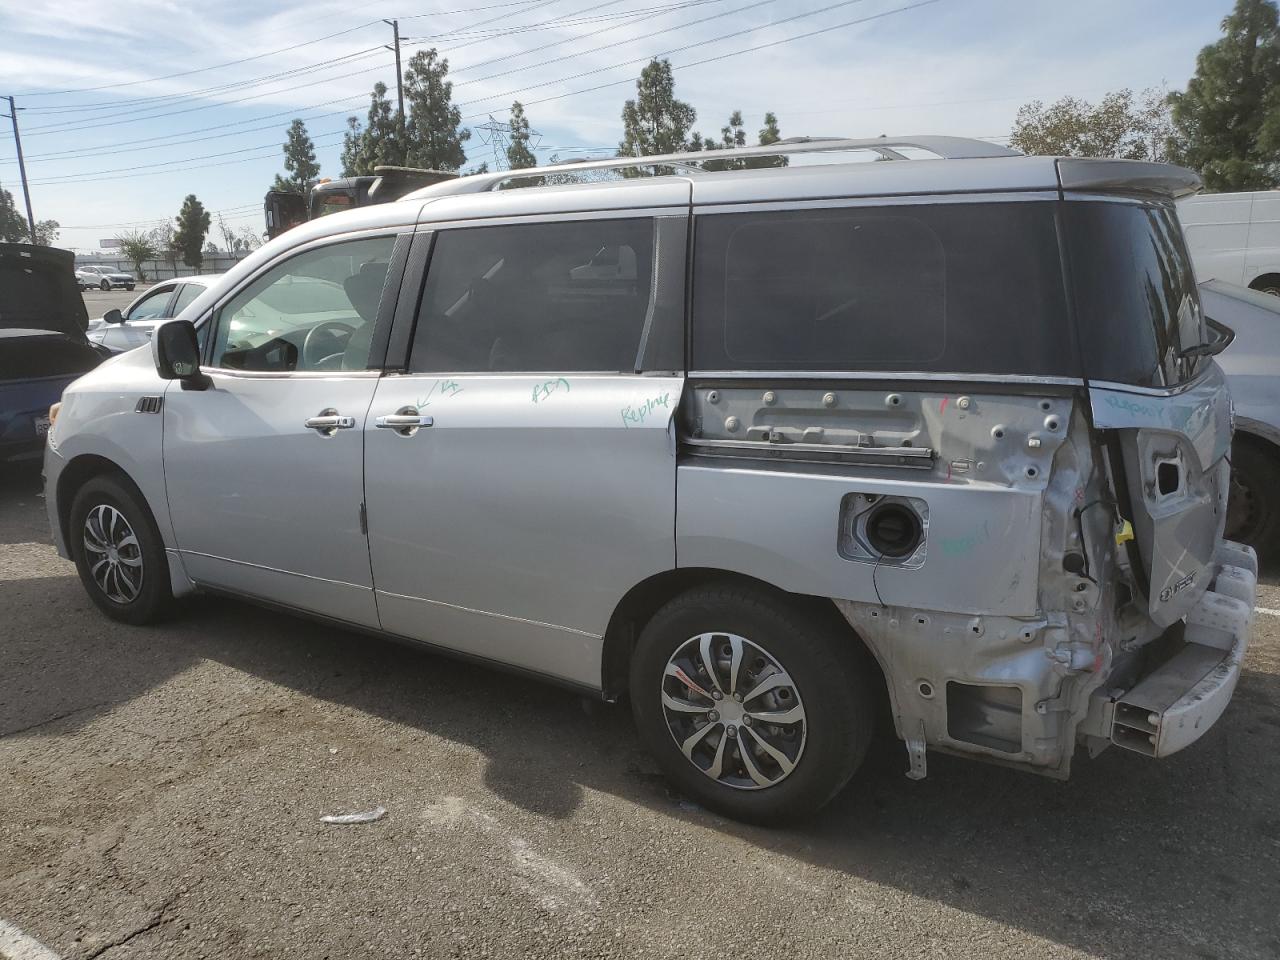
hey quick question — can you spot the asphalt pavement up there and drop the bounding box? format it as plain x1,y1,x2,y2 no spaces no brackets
0,461,1277,960
80,287,148,321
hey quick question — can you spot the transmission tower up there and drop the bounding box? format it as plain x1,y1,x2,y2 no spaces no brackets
474,114,543,171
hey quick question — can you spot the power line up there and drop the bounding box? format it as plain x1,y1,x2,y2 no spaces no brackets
458,0,872,111
26,132,347,186
25,129,348,184
453,0,773,92
462,0,943,118
14,1,549,97
4,0,722,155
61,202,262,230
24,47,390,115
18,3,631,136
22,60,397,135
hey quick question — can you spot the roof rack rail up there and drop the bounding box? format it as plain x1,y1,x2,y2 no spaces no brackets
401,135,1022,200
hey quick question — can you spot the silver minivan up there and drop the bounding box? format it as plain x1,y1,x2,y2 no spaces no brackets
43,138,1258,823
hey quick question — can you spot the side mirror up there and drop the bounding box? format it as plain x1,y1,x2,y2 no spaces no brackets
153,320,209,389
103,308,124,325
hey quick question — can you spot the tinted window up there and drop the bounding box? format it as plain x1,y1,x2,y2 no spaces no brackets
171,282,203,315
691,202,1076,376
124,286,175,321
1066,201,1204,387
209,236,394,372
410,218,656,373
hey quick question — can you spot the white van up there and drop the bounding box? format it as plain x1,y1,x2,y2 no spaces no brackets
1177,190,1280,294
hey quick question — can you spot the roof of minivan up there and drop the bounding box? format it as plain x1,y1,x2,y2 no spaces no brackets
241,139,1203,258
399,136,1203,216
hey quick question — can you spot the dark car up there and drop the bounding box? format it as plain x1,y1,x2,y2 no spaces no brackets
1,243,110,464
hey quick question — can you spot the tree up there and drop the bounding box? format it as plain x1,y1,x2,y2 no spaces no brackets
341,83,403,176
172,195,211,271
237,225,263,251
216,215,239,252
758,111,782,146
115,229,157,281
1010,88,1175,161
0,187,25,241
506,101,537,170
272,118,320,194
0,188,59,244
403,49,470,171
1170,0,1280,190
618,59,697,160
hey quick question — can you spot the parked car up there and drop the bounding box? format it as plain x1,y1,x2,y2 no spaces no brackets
1199,279,1280,561
86,276,215,353
75,264,135,291
1177,190,1280,294
1,244,110,464
44,137,1257,824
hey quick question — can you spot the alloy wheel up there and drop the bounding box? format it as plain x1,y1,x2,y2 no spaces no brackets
82,503,144,604
661,631,807,790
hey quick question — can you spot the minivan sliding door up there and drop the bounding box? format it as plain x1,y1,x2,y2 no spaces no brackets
363,212,687,689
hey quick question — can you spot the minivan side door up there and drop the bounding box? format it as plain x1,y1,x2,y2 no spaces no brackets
163,231,407,628
363,212,687,689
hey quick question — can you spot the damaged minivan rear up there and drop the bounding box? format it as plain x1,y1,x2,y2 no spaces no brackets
676,154,1254,812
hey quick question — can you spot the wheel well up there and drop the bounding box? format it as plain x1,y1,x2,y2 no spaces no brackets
1248,272,1280,293
599,568,885,702
55,455,132,554
1235,429,1280,462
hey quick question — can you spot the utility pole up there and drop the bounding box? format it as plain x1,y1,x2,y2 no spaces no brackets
384,19,405,153
2,95,36,242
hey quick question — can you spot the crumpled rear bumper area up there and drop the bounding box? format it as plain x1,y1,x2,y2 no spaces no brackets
1107,540,1257,758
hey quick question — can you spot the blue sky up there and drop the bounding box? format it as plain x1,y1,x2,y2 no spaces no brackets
0,0,1238,253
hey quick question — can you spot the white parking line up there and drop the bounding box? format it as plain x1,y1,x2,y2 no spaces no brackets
1257,606,1280,618
0,921,63,960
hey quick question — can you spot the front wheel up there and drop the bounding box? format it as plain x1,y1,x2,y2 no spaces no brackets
69,474,172,624
630,584,874,824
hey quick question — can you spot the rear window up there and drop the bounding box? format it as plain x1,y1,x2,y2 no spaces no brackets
1065,200,1204,387
690,202,1077,376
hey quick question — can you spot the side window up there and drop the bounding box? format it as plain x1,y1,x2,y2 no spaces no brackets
409,218,658,373
124,285,175,321
690,203,1076,377
209,235,395,372
170,282,203,316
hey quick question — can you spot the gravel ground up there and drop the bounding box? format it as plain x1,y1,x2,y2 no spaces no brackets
0,461,1277,960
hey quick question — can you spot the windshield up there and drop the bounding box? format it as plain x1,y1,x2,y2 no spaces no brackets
1065,200,1206,387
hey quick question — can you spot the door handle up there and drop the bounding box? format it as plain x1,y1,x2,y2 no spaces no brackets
375,409,433,436
375,414,433,428
305,409,356,436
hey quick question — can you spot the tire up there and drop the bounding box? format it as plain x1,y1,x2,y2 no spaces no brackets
630,583,874,824
99,279,111,291
1226,439,1280,563
125,285,135,291
69,474,172,624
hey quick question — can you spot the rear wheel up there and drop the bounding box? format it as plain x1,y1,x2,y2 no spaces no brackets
99,279,110,291
630,584,874,824
1226,438,1280,562
69,474,172,624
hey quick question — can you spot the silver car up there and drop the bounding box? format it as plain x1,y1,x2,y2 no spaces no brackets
75,264,135,291
85,276,215,353
43,138,1258,823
